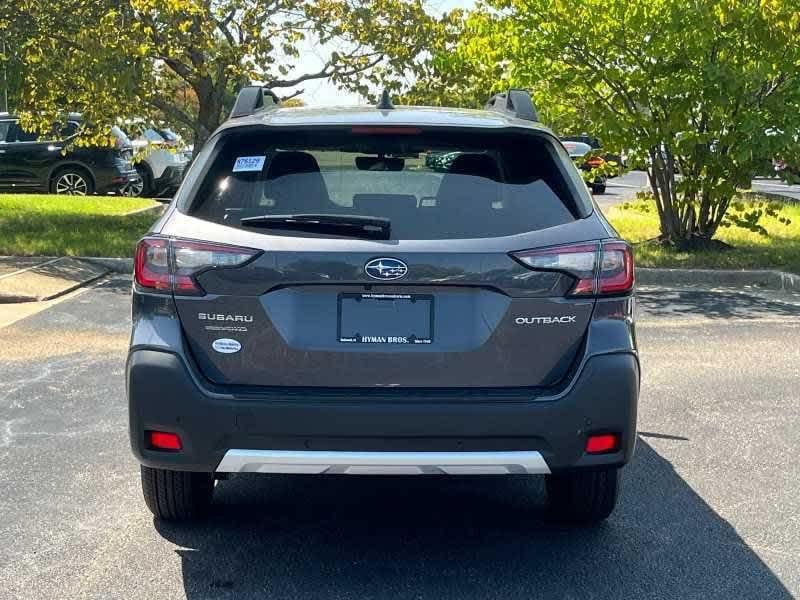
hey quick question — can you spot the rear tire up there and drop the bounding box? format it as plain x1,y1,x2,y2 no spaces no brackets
135,164,153,197
140,465,214,521
50,167,94,196
545,467,620,524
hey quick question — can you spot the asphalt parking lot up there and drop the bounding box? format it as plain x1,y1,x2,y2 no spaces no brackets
596,171,800,211
1,276,798,599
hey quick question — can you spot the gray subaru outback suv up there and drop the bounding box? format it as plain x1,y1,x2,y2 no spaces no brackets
127,88,639,524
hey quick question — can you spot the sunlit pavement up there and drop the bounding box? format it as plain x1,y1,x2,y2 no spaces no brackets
595,171,800,213
0,277,798,599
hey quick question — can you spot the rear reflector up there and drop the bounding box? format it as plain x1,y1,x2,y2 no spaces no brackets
511,240,634,297
148,431,182,451
585,434,620,454
134,237,260,296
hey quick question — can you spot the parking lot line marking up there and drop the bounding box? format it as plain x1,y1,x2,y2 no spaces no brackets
607,183,645,189
0,282,94,330
754,182,799,190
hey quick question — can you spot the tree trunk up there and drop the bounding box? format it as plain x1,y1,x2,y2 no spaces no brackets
192,76,225,151
647,146,683,242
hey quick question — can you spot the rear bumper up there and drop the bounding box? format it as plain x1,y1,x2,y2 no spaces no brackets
96,168,140,194
127,349,639,474
152,165,185,196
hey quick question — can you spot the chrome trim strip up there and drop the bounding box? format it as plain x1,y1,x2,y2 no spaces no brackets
215,449,551,475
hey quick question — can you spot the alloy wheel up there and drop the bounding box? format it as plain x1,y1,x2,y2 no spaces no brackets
55,172,89,195
123,179,145,197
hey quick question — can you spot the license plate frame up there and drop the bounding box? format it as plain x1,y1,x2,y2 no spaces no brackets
337,292,434,345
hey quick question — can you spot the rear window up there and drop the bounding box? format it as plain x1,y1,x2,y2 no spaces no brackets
185,129,588,240
111,126,131,146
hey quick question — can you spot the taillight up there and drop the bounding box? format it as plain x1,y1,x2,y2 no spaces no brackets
134,237,259,295
134,238,170,291
513,243,598,295
511,241,634,296
598,241,635,294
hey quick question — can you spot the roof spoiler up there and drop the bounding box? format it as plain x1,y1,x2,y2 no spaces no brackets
229,86,280,119
485,89,539,122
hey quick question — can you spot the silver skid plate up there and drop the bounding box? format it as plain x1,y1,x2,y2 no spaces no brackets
216,449,551,475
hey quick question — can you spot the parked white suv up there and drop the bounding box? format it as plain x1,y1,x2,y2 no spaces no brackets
127,128,189,197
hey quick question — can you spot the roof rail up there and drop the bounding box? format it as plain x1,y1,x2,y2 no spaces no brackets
229,86,280,119
485,89,539,122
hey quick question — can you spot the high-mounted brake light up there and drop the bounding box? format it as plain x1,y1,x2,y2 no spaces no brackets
511,241,634,296
134,237,259,296
351,126,421,135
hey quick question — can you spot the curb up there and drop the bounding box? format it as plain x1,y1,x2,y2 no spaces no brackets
79,257,134,273
122,204,169,217
637,268,800,292
0,271,110,303
0,257,111,304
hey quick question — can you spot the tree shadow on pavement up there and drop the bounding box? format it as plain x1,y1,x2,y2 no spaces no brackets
155,440,792,599
638,289,800,320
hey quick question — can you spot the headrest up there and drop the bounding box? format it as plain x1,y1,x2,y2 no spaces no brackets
266,151,321,179
446,153,501,181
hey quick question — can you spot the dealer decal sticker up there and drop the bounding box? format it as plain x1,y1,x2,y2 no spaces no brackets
232,156,266,172
212,338,242,354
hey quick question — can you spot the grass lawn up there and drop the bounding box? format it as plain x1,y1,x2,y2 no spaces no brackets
2,192,798,270
607,196,800,273
0,194,159,257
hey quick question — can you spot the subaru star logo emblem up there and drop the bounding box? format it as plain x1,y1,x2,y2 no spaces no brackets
364,257,408,280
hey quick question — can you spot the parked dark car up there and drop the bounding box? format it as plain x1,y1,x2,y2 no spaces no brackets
128,88,639,525
0,114,140,195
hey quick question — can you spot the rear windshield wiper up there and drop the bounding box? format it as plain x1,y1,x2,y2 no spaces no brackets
240,213,391,240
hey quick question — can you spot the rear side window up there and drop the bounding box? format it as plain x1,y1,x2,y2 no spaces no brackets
143,128,165,143
5,123,39,143
185,129,588,240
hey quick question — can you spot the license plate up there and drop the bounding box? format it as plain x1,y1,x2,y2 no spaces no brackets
338,293,434,345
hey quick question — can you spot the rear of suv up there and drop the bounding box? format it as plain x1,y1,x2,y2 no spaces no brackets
127,88,639,524
127,127,189,197
0,115,139,195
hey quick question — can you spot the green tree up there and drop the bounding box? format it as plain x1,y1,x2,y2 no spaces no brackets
0,5,31,111
11,0,441,147
408,0,800,247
